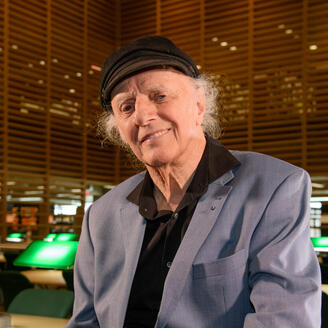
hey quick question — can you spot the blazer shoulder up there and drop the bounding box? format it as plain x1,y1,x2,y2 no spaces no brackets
229,149,309,182
91,171,145,209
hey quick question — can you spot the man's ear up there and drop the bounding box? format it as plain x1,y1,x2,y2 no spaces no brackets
195,86,206,126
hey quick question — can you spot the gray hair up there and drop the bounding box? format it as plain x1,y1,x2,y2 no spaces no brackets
97,73,221,148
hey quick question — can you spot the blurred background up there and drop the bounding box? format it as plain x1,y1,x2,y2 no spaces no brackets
0,0,327,241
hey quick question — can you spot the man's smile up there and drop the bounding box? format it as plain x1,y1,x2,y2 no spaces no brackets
140,129,170,144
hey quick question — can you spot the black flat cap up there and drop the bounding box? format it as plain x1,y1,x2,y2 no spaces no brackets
100,35,200,111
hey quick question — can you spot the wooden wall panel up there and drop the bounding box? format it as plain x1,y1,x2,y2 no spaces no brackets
120,0,157,44
1,0,328,237
7,0,47,176
161,0,202,66
204,0,249,150
50,0,84,180
86,0,119,184
118,0,328,196
252,0,304,167
306,0,328,178
0,0,4,223
0,0,118,239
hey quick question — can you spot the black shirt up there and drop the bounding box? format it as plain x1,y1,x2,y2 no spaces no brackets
124,136,240,327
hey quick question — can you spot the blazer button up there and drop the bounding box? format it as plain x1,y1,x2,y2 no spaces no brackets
166,261,172,268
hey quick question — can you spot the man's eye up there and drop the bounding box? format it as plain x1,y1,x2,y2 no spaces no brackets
156,94,166,101
121,104,133,112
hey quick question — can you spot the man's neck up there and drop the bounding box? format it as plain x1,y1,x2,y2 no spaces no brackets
146,135,206,211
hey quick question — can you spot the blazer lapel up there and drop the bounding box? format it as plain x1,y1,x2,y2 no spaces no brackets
156,170,235,328
112,202,146,328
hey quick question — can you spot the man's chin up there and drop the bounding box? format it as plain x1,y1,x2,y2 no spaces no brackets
142,155,173,169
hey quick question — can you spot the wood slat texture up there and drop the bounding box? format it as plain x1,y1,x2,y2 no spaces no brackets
0,0,118,239
1,0,328,238
118,0,328,193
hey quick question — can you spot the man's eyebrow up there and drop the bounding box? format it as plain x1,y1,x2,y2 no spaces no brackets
151,86,180,98
147,86,167,93
113,92,136,105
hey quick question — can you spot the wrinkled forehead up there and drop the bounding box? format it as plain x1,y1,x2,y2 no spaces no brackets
111,67,192,99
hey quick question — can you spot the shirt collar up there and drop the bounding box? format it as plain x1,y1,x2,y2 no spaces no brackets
127,135,240,219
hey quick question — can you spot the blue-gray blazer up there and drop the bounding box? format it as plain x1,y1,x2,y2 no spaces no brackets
66,150,321,328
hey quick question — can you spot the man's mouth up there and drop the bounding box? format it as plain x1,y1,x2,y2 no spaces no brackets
141,129,170,143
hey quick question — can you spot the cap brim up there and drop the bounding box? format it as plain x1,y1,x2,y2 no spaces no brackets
102,55,195,108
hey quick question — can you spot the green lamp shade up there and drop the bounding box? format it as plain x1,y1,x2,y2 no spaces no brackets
6,233,24,242
44,233,57,242
54,233,78,242
311,237,328,248
13,240,78,269
44,233,78,242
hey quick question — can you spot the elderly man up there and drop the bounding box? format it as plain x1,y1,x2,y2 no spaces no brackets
66,36,321,328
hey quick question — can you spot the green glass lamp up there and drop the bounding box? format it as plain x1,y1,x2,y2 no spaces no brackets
13,240,78,269
6,233,24,242
44,233,78,242
311,237,328,252
54,233,78,242
43,233,57,242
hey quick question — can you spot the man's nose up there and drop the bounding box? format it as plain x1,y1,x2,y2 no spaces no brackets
134,95,157,126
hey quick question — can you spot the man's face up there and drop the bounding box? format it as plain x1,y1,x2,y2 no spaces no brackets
111,69,205,168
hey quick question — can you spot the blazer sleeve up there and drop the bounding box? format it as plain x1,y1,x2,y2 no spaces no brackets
65,206,100,328
244,169,321,328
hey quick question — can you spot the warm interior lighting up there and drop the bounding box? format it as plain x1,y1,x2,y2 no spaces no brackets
64,75,70,79
220,41,228,46
278,24,285,29
91,64,101,71
211,37,218,42
312,182,324,188
69,89,76,94
311,202,322,209
230,46,237,51
76,72,82,77
309,45,318,50
311,197,328,202
285,29,293,34
39,60,46,65
50,108,69,116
